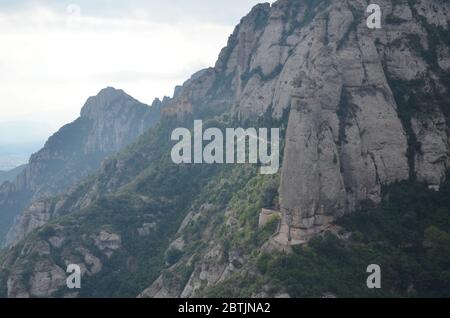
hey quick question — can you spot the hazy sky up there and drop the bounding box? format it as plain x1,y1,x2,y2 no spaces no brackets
0,0,269,146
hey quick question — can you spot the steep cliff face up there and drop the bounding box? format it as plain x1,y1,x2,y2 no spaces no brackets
143,0,450,297
168,0,450,243
1,87,162,245
80,87,161,154
0,0,449,298
276,0,449,242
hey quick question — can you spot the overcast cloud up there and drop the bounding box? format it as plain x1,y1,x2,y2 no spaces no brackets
0,0,269,146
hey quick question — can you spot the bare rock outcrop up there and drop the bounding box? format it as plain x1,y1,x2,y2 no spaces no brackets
143,0,450,296
161,0,449,244
3,88,163,245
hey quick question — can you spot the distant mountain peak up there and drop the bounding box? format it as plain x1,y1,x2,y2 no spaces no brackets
80,87,144,119
0,86,163,245
99,86,124,95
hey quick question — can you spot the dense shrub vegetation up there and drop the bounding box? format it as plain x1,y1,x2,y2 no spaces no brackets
253,179,450,297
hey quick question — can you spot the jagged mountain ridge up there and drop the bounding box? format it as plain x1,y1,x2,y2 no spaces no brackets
144,0,450,296
0,0,448,298
0,87,162,245
163,0,450,243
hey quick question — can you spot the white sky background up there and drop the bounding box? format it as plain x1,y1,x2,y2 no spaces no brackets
0,0,268,146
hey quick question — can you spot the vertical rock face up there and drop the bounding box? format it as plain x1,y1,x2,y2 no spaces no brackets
167,0,447,243
144,0,450,297
163,0,449,243
1,87,162,245
23,87,161,198
274,0,449,241
80,87,160,154
274,0,408,241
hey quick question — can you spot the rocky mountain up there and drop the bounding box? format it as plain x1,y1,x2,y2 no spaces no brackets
0,0,449,298
0,165,26,184
0,87,163,245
